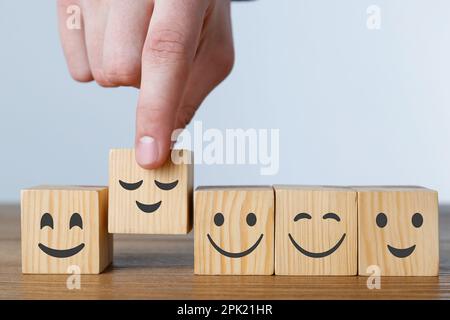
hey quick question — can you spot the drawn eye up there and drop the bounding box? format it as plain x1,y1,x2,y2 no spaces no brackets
412,212,423,228
214,212,224,227
155,180,178,191
376,212,388,228
246,213,257,226
119,180,143,191
69,213,83,229
40,213,54,229
323,212,341,222
293,212,312,221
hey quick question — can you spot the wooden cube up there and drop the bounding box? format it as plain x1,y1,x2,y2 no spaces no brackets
21,186,112,274
357,186,439,276
108,149,193,234
274,185,357,275
194,186,274,275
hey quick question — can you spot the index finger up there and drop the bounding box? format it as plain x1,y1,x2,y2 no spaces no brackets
135,0,208,168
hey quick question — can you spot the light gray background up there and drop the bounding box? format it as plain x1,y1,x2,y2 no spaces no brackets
1,0,449,203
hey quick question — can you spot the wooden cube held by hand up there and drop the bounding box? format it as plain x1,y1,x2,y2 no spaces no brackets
108,149,193,234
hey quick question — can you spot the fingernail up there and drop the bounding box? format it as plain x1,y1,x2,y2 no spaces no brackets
136,136,158,167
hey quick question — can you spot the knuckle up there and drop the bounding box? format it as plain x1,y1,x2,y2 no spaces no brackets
103,59,141,85
96,80,115,88
144,28,190,64
69,68,93,83
92,69,116,87
211,44,235,79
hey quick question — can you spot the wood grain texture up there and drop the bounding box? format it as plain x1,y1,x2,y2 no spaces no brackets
21,186,112,274
108,149,193,234
1,204,449,299
274,186,357,275
356,186,439,276
194,186,274,275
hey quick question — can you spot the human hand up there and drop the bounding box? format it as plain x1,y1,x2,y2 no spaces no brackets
57,0,234,168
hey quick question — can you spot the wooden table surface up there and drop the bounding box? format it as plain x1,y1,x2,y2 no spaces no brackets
0,204,449,300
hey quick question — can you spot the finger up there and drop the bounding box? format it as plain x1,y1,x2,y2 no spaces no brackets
135,0,208,168
81,0,114,87
175,1,234,129
102,0,153,87
57,0,93,82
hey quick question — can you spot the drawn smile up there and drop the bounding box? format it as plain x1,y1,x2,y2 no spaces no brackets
387,244,416,258
207,234,264,258
136,200,162,213
38,243,85,258
288,233,346,258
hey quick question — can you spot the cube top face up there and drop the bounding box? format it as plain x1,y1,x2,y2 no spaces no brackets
194,187,274,275
274,185,353,191
21,186,110,274
357,187,439,276
274,186,357,275
108,149,193,234
23,185,107,191
196,185,273,191
352,185,433,192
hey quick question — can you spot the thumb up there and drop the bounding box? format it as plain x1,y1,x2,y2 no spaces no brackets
135,0,206,169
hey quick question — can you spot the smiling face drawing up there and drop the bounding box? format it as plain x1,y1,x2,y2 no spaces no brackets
357,187,439,276
207,212,264,258
375,212,423,258
288,212,347,258
38,212,85,258
194,187,274,275
274,186,357,275
108,149,193,234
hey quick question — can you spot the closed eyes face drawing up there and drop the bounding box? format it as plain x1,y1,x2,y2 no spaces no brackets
118,179,178,213
110,149,186,216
